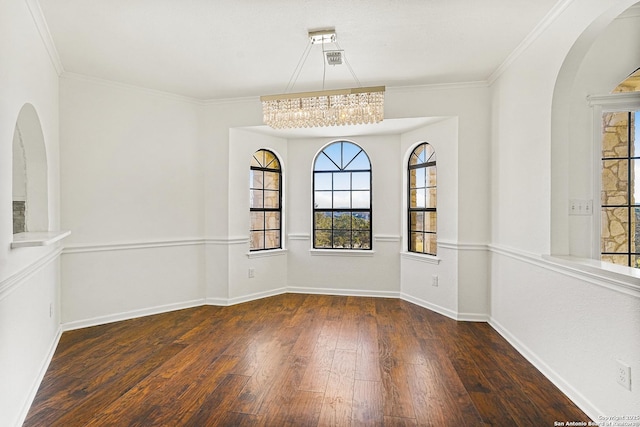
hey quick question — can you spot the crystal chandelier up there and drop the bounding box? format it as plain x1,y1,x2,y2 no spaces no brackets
261,30,385,129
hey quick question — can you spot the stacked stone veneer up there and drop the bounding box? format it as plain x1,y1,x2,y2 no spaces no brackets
601,111,637,266
13,200,25,234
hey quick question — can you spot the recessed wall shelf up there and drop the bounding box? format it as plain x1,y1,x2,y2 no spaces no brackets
11,230,71,249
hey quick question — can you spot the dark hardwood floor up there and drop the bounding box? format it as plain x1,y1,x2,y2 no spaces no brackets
24,294,590,426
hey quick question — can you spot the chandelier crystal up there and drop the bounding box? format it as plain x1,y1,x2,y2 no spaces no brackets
261,29,385,129
261,86,385,129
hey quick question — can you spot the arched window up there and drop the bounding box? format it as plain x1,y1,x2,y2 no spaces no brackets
408,142,436,255
250,149,281,251
313,141,371,250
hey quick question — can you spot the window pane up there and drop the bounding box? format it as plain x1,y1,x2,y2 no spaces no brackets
632,206,640,253
409,169,417,188
315,153,339,171
265,212,280,229
250,190,263,208
409,189,418,209
632,255,640,269
353,212,370,230
353,231,370,249
323,145,342,169
602,112,629,158
314,173,332,190
315,212,332,230
415,189,426,208
251,170,264,189
426,188,437,209
265,230,280,249
352,191,370,209
352,172,370,190
342,143,362,169
315,191,332,209
315,231,332,248
250,212,264,230
425,145,436,163
427,166,437,187
333,231,351,248
601,207,628,253
264,171,279,190
602,159,628,205
334,191,350,209
410,232,423,253
346,151,370,170
264,151,278,169
632,160,640,205
250,154,262,168
250,231,264,250
410,145,425,166
410,212,424,232
333,212,352,229
263,190,279,208
334,172,351,190
414,168,425,188
425,233,437,255
425,212,437,233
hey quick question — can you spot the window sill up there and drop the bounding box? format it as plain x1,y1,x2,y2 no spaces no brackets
310,249,375,257
401,251,441,264
542,255,640,295
12,230,71,249
246,248,288,259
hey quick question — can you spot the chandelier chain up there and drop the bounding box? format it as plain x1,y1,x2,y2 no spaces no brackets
284,40,313,94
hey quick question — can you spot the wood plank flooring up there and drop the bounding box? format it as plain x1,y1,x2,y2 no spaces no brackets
24,294,590,426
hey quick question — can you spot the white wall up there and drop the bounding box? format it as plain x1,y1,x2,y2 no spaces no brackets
59,76,205,326
0,0,62,425
286,134,401,294
227,128,288,301
399,119,460,316
491,0,640,418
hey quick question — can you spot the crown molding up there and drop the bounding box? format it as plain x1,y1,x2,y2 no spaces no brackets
25,0,64,75
488,0,575,85
617,3,640,19
60,72,205,105
387,81,489,94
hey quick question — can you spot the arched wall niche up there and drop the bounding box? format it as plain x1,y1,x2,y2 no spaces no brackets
12,103,49,234
550,0,640,256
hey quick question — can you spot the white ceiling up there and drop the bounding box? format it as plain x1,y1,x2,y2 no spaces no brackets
38,0,561,100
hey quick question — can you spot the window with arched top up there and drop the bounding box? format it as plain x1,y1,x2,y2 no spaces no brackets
313,141,372,250
250,149,282,251
408,142,437,255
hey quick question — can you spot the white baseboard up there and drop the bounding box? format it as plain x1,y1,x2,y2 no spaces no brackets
399,292,459,320
16,326,62,427
226,288,287,306
287,286,400,298
488,317,600,422
61,298,206,331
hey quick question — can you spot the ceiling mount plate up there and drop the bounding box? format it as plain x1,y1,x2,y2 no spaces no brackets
309,29,336,44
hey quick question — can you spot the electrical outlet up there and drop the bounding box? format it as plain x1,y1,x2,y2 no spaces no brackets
432,274,438,287
248,267,255,278
616,359,631,390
